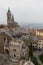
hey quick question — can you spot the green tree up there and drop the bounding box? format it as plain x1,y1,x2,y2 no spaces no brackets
29,42,33,57
39,54,43,63
29,42,39,65
31,55,38,65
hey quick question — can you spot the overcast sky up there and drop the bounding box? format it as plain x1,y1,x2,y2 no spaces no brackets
0,0,43,26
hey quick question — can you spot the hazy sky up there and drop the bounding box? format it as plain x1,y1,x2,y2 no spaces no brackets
0,0,43,25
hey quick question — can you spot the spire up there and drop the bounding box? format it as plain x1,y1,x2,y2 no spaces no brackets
8,8,11,13
11,14,14,22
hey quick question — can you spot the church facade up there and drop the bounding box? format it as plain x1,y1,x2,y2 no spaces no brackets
7,8,19,28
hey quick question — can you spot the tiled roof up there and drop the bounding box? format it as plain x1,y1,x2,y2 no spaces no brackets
37,36,43,40
29,29,36,36
37,29,43,32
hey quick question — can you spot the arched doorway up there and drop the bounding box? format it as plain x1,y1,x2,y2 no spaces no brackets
5,49,9,54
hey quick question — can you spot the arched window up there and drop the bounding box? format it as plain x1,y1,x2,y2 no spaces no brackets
5,49,9,54
13,49,16,52
4,38,6,42
14,54,16,57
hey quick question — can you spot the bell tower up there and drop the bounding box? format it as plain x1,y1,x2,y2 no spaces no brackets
7,8,11,27
7,8,19,28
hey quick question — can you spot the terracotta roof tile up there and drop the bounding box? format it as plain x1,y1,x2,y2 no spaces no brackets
37,29,43,32
37,36,43,40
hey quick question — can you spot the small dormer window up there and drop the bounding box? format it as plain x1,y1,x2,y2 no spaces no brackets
39,40,41,42
4,38,6,42
22,45,26,49
13,49,16,52
14,54,16,57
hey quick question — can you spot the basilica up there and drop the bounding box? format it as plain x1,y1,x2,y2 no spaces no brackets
7,8,19,28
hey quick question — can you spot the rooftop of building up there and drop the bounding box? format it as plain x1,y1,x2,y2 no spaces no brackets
36,29,43,32
37,36,43,40
10,38,23,45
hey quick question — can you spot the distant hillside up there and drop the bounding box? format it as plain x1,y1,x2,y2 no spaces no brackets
21,23,43,29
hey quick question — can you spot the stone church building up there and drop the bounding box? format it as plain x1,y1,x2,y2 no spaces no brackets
7,8,19,28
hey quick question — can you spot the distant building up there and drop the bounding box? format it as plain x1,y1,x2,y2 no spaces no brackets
36,29,43,49
29,36,38,49
29,29,36,36
7,8,19,28
29,28,43,49
36,29,43,36
37,36,43,49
